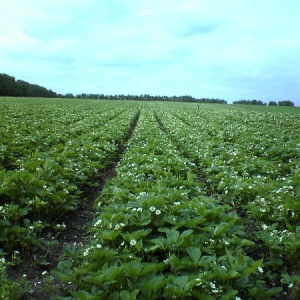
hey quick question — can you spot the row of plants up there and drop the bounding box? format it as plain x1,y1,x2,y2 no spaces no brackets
154,103,300,297
0,100,140,264
54,109,273,299
0,100,137,170
1,99,299,298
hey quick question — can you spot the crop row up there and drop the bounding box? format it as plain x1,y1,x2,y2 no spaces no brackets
55,109,272,299
154,104,300,296
0,100,137,169
1,100,299,299
0,101,140,255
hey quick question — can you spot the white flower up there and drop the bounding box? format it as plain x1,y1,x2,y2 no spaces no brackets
150,206,156,212
130,239,137,246
94,219,102,227
155,209,161,215
258,267,263,273
210,282,216,289
83,248,90,256
96,244,102,248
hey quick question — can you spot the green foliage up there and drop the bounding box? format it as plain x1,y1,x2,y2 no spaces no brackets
55,109,278,299
0,101,139,253
268,101,277,106
0,73,57,97
1,99,299,298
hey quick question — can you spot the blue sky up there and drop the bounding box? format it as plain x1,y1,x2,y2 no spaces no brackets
1,0,300,105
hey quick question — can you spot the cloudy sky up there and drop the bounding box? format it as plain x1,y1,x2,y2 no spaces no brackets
1,0,300,105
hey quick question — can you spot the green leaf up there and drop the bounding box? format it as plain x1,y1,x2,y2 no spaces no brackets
225,248,235,266
244,259,263,277
172,275,189,289
199,255,216,266
187,171,195,182
169,254,182,272
125,261,143,277
213,218,237,237
102,265,124,281
232,234,254,247
221,289,238,300
166,229,180,243
140,262,165,276
140,274,169,295
120,290,130,300
191,290,215,300
180,229,194,239
109,291,119,300
187,247,201,264
23,218,31,227
71,290,97,300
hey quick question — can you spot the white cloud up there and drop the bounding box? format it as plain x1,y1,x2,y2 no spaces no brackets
0,31,38,50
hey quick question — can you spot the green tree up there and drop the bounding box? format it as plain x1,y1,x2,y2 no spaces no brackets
278,100,294,106
268,101,277,106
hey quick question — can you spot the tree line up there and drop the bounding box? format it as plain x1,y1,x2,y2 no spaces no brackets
75,93,227,103
233,99,295,106
0,73,226,104
0,73,57,98
0,73,296,106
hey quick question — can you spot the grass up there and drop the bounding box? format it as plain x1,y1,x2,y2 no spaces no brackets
231,104,300,114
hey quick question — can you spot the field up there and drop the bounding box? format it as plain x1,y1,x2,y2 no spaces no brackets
0,97,300,299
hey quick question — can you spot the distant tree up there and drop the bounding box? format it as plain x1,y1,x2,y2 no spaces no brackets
0,73,57,97
74,92,228,104
65,93,75,98
268,101,277,106
278,100,294,107
233,99,264,105
16,80,32,96
0,73,16,96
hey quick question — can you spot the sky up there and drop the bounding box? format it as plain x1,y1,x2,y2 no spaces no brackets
1,0,300,105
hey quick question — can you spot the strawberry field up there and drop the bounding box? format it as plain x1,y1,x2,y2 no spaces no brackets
0,98,300,299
